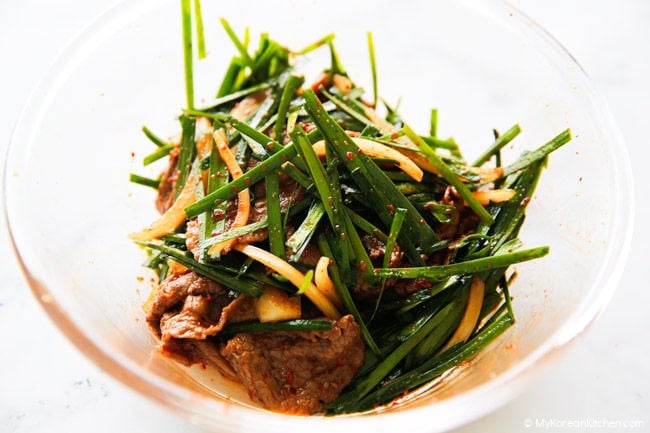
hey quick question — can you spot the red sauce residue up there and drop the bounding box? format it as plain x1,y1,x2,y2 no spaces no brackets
302,122,315,132
213,208,227,221
285,369,296,389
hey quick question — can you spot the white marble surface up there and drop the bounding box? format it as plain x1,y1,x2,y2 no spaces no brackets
1,1,648,432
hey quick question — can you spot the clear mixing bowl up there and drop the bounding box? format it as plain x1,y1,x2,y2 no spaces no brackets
3,0,633,431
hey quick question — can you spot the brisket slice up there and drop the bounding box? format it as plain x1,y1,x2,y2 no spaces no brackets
155,147,179,214
146,271,256,369
220,315,364,414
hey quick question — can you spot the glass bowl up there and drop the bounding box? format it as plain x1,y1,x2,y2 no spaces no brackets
3,0,633,431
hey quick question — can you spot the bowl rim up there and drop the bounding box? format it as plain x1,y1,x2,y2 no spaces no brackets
2,0,634,431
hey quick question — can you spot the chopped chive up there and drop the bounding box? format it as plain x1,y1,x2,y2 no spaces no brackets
286,201,325,261
221,319,332,336
197,81,273,111
502,128,571,176
403,124,493,225
420,135,460,153
181,0,194,109
291,126,351,262
367,32,378,107
143,143,175,166
142,125,169,147
302,89,439,259
174,115,196,195
331,297,459,408
140,241,263,297
217,57,242,97
320,87,372,127
429,108,438,137
382,208,406,269
202,135,228,259
344,311,514,413
129,173,160,189
274,74,304,141
347,210,388,242
295,33,335,56
473,123,522,167
192,0,206,59
220,17,254,68
266,172,286,259
327,39,346,76
375,246,549,280
200,219,268,249
371,207,407,318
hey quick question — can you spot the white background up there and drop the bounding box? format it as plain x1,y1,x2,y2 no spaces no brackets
1,1,648,432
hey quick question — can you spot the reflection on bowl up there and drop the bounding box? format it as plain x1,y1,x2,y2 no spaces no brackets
3,0,632,432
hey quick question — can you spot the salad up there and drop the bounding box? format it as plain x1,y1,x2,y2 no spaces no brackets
130,0,570,415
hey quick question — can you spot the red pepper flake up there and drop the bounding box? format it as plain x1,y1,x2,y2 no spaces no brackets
286,369,295,387
419,218,426,225
346,151,354,161
357,148,364,155
212,208,227,221
359,261,367,272
520,197,531,206
301,122,315,132
373,268,381,274
390,132,399,140
387,204,395,213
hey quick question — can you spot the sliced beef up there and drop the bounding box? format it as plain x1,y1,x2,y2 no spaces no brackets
146,271,256,355
155,147,180,214
159,338,239,382
220,315,364,414
146,270,223,334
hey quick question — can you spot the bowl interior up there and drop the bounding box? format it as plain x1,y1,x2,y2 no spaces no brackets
4,0,631,432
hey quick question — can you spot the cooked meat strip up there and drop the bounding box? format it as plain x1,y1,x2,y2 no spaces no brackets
146,271,223,335
147,271,256,347
155,147,179,214
158,338,239,382
220,314,364,415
